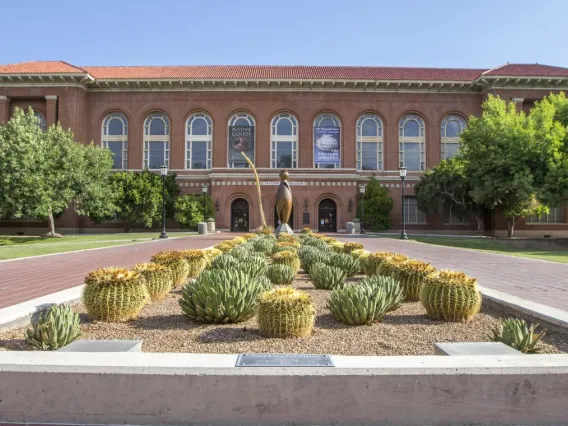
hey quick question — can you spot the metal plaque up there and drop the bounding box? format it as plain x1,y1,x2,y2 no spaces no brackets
236,353,334,367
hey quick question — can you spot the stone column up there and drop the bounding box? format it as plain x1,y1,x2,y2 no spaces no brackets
45,95,58,126
0,95,10,124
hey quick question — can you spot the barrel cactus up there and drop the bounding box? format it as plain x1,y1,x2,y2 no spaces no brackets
351,249,371,273
214,242,235,253
275,240,301,250
325,253,360,277
277,234,298,243
301,238,330,252
343,242,364,254
150,250,190,288
272,250,301,273
309,262,346,290
300,228,312,234
203,248,222,266
363,252,406,276
360,275,404,312
83,267,149,322
298,246,329,273
242,233,257,240
257,287,315,338
180,249,208,278
382,258,435,301
420,270,482,322
330,242,345,253
132,262,173,301
490,318,545,353
179,269,264,323
267,264,296,285
327,284,391,325
24,304,81,350
208,253,239,270
234,255,268,278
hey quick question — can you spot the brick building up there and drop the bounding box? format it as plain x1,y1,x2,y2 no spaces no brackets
1,61,567,236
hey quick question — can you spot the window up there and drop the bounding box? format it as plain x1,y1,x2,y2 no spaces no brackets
143,113,170,169
404,196,426,223
34,112,46,132
186,113,212,170
399,114,425,171
441,115,466,160
314,112,341,168
271,113,298,168
102,112,128,169
444,204,468,224
527,206,566,224
356,113,383,171
228,112,255,168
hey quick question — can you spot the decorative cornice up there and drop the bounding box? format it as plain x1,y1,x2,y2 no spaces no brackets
44,95,58,101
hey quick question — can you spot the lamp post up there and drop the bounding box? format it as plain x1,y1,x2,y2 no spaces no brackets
399,166,408,240
159,165,168,239
359,184,366,234
201,185,208,220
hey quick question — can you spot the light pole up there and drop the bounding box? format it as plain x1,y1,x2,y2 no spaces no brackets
399,166,408,240
201,184,208,221
159,164,168,239
359,184,366,234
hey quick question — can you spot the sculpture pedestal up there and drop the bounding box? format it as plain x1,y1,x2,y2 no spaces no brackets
275,223,294,236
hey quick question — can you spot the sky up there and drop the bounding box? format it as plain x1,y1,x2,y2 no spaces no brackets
2,0,568,69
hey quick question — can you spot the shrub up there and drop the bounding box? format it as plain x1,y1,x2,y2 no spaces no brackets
24,304,81,350
420,270,482,322
208,254,239,270
356,176,393,231
257,287,315,338
381,259,435,301
83,267,149,322
343,242,364,254
132,262,173,300
298,246,330,273
234,255,268,278
327,284,391,325
360,275,404,312
272,250,301,272
253,237,275,254
174,194,214,230
300,228,312,234
309,262,346,290
490,318,545,353
267,264,295,285
325,253,360,277
179,269,265,323
180,249,208,278
150,250,190,288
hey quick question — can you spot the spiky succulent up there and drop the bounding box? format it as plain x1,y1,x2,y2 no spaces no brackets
24,304,81,350
230,245,255,261
208,253,239,270
360,275,404,312
351,249,371,273
272,250,301,272
132,262,173,301
203,248,222,266
277,234,298,243
252,275,273,291
325,252,360,277
242,233,257,241
214,242,236,253
327,284,391,325
363,252,406,276
301,238,331,252
309,262,347,290
330,242,345,253
322,237,337,244
257,287,315,338
83,267,149,322
300,228,313,234
233,255,268,278
490,318,545,353
275,240,301,250
266,264,296,285
179,269,265,323
420,270,482,322
253,238,275,254
298,246,330,273
150,250,190,288
343,242,364,254
180,249,208,278
381,258,435,301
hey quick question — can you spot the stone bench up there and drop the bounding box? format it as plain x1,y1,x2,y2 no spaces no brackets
434,342,520,356
58,339,142,352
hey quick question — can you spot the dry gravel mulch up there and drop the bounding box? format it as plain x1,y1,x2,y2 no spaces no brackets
2,273,567,355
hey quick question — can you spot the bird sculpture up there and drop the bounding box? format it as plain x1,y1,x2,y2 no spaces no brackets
275,170,293,235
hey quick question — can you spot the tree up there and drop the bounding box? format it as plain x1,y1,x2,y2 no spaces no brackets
174,194,214,230
459,95,549,237
0,108,116,236
414,157,485,232
357,176,393,231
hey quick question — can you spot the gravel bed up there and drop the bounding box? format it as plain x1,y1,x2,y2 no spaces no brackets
2,273,566,355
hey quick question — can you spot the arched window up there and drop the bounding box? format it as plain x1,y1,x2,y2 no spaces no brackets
143,113,170,169
186,113,212,169
102,112,128,169
441,114,466,160
314,112,341,168
356,113,383,171
34,112,47,132
399,114,425,171
271,113,298,168
228,112,255,168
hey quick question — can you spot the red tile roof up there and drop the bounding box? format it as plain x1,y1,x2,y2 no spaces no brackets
0,61,87,75
483,63,568,78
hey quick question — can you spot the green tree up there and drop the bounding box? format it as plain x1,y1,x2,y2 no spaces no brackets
459,95,548,237
414,158,485,231
357,176,393,231
0,108,116,236
174,194,214,230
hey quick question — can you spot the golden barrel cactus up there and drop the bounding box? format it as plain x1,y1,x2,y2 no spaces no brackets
258,287,315,338
83,267,149,322
420,270,482,322
150,250,190,288
363,252,398,276
343,242,364,254
382,258,436,301
132,262,173,301
180,249,208,278
272,250,301,273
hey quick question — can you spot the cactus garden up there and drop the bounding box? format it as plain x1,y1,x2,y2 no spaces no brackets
1,232,567,355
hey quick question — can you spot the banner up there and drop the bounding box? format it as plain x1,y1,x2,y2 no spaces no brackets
314,126,340,166
229,126,255,164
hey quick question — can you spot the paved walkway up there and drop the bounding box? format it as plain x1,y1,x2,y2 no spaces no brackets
336,235,568,311
0,234,228,309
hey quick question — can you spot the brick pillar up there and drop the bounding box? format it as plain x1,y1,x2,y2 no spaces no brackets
511,97,524,113
45,95,58,125
0,95,10,124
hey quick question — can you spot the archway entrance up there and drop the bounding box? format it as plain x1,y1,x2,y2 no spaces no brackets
231,198,249,232
318,199,337,232
274,205,294,229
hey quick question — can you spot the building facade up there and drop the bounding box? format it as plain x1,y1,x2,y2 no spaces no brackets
1,61,567,236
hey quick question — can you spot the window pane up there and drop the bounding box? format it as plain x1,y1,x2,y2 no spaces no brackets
191,141,207,169
108,118,124,136
362,119,378,136
319,118,335,127
444,143,460,159
404,120,420,137
107,142,123,169
361,143,378,170
446,119,462,137
404,143,420,170
149,119,165,135
234,117,250,126
276,118,293,135
191,117,208,135
149,141,165,169
276,141,293,168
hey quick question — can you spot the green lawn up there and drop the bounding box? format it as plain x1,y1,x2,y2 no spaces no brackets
402,236,568,264
0,232,196,260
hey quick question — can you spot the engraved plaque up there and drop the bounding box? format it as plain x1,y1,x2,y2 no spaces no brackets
236,353,334,367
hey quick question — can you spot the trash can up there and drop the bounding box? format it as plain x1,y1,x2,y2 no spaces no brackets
207,219,215,232
346,222,355,234
197,222,208,234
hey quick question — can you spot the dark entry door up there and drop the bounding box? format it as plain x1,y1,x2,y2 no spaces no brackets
318,199,337,232
274,206,294,229
231,199,249,232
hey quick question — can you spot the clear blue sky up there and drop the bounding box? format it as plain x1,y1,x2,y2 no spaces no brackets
3,0,568,68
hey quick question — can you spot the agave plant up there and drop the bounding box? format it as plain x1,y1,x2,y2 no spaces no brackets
233,255,268,278
325,253,360,277
208,254,239,270
252,275,273,291
490,318,545,353
360,275,404,312
327,284,391,325
266,264,296,285
298,246,329,273
309,262,346,290
253,238,275,254
24,304,81,350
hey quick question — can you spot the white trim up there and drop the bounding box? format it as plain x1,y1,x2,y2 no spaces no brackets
102,112,129,170
271,112,298,169
186,112,213,170
143,113,170,170
44,95,58,101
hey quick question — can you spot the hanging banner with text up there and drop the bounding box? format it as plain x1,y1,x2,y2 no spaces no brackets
229,126,255,165
314,126,340,166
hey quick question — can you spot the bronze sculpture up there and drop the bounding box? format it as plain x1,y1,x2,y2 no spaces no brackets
275,170,293,235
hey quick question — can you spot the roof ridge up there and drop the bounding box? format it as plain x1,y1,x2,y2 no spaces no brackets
481,62,510,76
82,64,488,71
